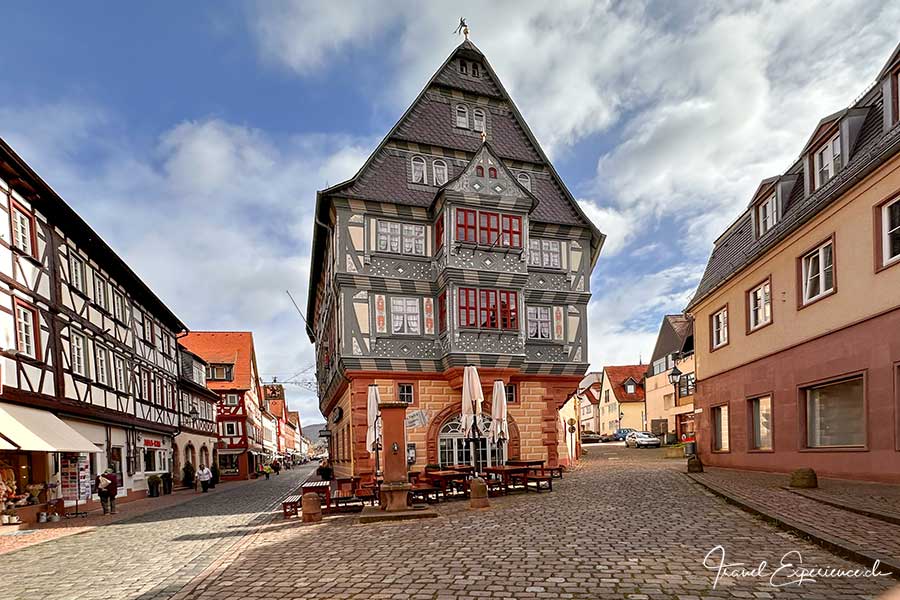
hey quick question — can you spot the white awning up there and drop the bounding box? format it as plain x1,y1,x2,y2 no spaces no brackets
217,448,245,455
0,403,99,453
0,435,16,451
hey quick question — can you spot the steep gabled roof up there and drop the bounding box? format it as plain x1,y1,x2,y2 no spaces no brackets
180,331,258,392
648,315,693,368
604,365,646,403
307,40,605,338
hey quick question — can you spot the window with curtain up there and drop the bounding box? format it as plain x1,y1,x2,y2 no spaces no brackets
712,404,729,451
805,377,864,447
750,396,773,450
390,297,421,335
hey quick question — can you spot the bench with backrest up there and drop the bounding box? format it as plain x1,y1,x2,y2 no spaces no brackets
282,494,302,518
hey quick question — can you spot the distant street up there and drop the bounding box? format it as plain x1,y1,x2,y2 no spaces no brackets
1,464,314,600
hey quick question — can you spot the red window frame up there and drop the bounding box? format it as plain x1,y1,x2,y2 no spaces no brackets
438,291,447,332
488,167,497,179
456,209,477,243
476,166,484,177
9,199,38,259
498,291,518,329
479,212,500,245
435,213,445,250
501,215,522,248
479,289,498,328
458,288,477,327
12,298,41,359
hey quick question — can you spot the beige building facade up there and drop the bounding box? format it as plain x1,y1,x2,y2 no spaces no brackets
644,316,696,443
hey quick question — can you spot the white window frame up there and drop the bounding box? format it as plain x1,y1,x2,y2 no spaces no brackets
801,240,834,304
814,134,841,188
112,290,126,322
711,307,728,349
516,172,531,191
529,239,562,269
748,280,771,331
712,404,730,451
757,194,778,236
93,275,108,310
883,197,900,267
398,383,415,404
526,306,551,340
69,254,86,293
473,108,485,133
11,206,34,256
390,296,421,335
433,160,448,186
224,422,237,436
225,393,239,406
15,303,37,359
455,105,469,129
95,344,109,386
376,220,425,256
70,331,87,377
411,156,427,184
625,383,635,394
113,355,127,392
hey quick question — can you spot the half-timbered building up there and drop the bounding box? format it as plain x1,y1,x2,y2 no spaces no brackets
306,40,605,479
0,138,186,515
174,343,219,479
180,331,264,479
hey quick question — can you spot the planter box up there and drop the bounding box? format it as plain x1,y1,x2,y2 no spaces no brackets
664,446,685,459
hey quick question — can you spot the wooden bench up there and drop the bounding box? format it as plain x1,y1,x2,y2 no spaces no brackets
410,483,440,504
282,494,302,518
485,478,505,497
525,474,553,492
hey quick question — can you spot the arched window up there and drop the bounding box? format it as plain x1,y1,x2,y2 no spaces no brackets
488,167,497,179
517,172,531,190
433,160,448,186
199,446,210,468
411,156,427,184
473,108,485,133
438,414,505,468
476,165,484,177
472,63,480,77
455,105,469,129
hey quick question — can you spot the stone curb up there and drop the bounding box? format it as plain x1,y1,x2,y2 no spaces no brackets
783,487,900,526
685,472,900,578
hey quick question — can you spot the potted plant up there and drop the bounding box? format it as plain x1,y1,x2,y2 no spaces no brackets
161,472,173,495
3,507,19,524
182,463,195,489
147,475,162,497
209,463,220,488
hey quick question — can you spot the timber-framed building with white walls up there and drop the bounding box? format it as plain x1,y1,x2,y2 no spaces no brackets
0,138,187,517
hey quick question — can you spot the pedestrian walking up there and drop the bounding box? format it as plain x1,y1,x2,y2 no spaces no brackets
96,468,119,515
272,460,281,475
316,459,333,481
196,464,213,493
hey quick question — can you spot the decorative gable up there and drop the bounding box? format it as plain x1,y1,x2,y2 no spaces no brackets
444,143,530,200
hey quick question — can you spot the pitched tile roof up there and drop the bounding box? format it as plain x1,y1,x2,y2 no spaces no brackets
180,332,257,392
648,315,693,367
604,365,647,403
688,44,900,311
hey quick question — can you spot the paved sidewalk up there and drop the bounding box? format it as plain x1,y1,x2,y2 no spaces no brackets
0,464,314,600
689,468,900,573
181,447,900,599
0,479,255,555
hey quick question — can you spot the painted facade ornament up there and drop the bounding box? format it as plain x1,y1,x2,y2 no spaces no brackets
374,294,387,333
423,297,434,335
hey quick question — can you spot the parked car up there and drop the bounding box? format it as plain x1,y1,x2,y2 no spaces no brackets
625,431,662,448
611,428,635,441
581,432,602,444
599,432,615,442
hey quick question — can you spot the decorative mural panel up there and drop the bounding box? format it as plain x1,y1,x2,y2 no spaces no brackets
374,295,387,333
423,298,434,335
369,256,433,281
525,344,567,362
553,307,565,341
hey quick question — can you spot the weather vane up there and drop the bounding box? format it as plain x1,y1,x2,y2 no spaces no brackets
454,17,469,40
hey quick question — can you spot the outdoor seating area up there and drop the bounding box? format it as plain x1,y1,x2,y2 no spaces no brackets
281,461,563,518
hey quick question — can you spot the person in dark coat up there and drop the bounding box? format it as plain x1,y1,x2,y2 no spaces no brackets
272,460,281,475
316,459,333,481
96,468,119,515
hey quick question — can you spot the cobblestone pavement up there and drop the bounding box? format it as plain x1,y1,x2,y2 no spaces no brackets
0,464,315,600
187,446,900,600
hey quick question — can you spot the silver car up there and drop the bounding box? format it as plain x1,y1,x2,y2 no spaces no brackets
625,431,661,448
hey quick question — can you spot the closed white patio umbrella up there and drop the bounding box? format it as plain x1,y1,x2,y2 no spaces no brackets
366,385,382,474
489,379,509,449
462,365,484,471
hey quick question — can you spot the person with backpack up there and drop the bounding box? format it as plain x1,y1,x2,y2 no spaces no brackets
96,468,119,515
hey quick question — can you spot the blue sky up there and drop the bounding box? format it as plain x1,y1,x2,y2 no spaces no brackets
2,1,898,425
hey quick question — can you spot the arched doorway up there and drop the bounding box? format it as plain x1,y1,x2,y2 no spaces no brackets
185,443,196,469
438,414,506,468
173,443,181,477
199,445,210,468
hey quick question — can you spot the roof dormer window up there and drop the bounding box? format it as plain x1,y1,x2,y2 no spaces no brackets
757,194,778,236
517,172,531,191
625,382,635,394
488,167,497,179
455,105,469,129
433,160,448,186
815,134,841,189
473,108,485,132
476,165,484,177
411,156,427,184
472,63,479,77
459,60,468,75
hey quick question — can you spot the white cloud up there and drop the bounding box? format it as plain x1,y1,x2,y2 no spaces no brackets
0,104,372,426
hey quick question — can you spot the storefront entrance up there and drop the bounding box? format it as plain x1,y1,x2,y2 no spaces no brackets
437,415,506,469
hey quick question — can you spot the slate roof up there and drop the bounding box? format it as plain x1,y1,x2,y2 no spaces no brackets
687,63,900,311
604,365,647,403
180,332,258,392
648,315,693,368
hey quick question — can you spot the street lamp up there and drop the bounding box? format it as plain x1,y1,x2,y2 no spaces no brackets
667,365,683,386
189,404,200,424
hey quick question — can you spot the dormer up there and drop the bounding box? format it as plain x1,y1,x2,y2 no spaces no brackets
623,377,638,395
748,173,799,239
801,107,870,196
877,41,900,130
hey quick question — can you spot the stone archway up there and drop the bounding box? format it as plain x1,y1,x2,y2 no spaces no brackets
425,402,521,465
185,443,196,469
173,443,181,478
199,445,210,468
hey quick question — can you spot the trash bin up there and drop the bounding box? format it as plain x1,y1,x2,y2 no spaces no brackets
684,442,696,457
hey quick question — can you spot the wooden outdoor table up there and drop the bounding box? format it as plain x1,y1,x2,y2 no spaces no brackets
426,470,468,497
447,464,475,474
505,460,545,469
483,465,531,494
300,479,332,508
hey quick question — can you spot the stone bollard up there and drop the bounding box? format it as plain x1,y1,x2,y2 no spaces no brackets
469,477,489,509
789,468,818,488
687,455,704,473
301,492,323,523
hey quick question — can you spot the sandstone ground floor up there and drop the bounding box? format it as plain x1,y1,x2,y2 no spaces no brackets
695,306,900,482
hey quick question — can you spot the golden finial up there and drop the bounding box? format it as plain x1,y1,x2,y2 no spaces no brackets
454,18,469,40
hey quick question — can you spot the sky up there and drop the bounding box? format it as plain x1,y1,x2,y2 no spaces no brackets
1,1,898,426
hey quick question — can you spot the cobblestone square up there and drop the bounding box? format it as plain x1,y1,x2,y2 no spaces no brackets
3,450,899,600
